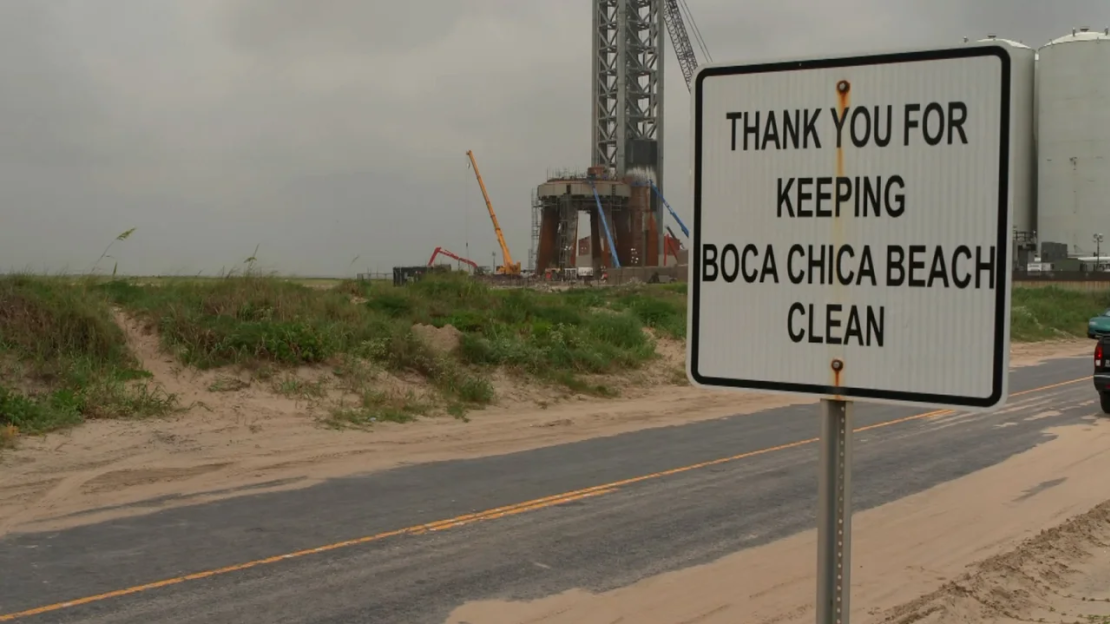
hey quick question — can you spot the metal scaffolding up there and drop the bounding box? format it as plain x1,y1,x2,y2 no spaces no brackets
591,0,664,175
591,0,665,263
530,189,542,271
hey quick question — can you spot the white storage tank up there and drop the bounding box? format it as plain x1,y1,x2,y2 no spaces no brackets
968,35,1037,239
1034,49,1039,240
1036,27,1110,259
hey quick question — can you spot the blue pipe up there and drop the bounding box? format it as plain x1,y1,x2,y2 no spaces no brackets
589,181,622,269
649,181,689,238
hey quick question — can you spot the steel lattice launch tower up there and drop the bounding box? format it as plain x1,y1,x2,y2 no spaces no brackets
532,0,668,273
591,0,665,262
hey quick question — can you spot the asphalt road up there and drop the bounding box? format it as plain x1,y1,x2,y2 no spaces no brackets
0,355,1095,623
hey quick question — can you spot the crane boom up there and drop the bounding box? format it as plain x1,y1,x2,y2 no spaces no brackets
465,150,520,275
662,0,699,91
428,246,480,271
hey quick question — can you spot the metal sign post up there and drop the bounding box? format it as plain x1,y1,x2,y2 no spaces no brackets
816,398,853,624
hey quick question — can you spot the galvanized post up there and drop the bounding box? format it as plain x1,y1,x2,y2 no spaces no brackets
816,398,853,624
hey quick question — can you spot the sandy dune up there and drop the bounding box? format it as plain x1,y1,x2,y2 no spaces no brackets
0,331,1092,542
0,317,804,535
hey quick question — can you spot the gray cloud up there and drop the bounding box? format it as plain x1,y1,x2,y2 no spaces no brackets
224,0,466,58
0,0,1105,276
0,3,112,169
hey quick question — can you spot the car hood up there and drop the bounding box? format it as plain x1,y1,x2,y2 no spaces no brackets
1090,316,1110,329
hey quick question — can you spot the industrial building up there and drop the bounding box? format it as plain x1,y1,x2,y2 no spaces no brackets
575,232,684,269
955,29,1110,270
1034,28,1110,267
533,168,667,273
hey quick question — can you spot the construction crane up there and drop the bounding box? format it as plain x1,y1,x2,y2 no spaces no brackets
428,246,481,272
662,0,713,92
465,150,521,276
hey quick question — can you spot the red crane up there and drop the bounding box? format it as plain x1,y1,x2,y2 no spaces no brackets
428,246,480,271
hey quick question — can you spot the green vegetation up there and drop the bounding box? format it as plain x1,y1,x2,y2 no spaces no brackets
0,271,689,443
334,273,686,395
1,266,1103,446
1011,286,1110,341
0,275,177,446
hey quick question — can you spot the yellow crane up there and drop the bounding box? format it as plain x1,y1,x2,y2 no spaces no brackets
466,150,521,275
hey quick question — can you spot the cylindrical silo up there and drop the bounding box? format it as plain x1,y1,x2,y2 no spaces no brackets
1036,28,1110,261
1034,49,1039,231
970,35,1037,245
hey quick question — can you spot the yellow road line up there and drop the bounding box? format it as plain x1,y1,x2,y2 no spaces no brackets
0,375,1089,622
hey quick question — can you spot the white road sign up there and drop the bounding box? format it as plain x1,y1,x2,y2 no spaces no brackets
687,45,1031,409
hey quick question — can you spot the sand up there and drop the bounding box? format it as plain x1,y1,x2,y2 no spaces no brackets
445,416,1110,624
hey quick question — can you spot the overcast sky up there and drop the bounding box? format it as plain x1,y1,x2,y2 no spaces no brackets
0,1,1103,276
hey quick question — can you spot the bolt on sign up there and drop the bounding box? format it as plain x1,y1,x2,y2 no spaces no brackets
687,44,1034,410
